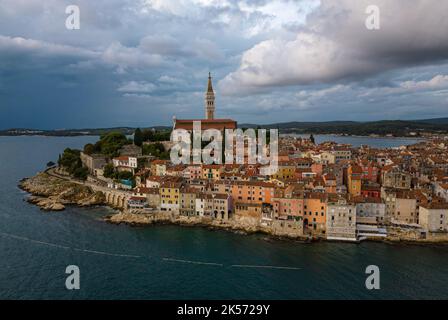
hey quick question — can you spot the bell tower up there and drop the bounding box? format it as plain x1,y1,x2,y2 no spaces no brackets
205,72,215,120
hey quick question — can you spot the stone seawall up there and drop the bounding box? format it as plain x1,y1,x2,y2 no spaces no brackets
106,211,313,241
386,226,448,243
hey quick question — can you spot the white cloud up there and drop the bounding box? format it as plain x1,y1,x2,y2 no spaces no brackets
220,0,448,95
357,74,448,99
0,35,168,74
118,81,157,93
0,35,97,58
122,93,152,98
400,75,448,91
101,42,164,72
158,75,185,84
1,0,448,127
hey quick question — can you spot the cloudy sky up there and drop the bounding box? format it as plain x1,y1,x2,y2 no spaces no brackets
0,0,447,129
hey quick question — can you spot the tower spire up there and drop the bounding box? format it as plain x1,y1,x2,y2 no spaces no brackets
205,72,215,119
207,72,213,93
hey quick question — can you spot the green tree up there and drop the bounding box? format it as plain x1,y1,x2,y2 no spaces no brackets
58,148,88,180
141,129,154,142
141,129,171,142
83,143,95,155
73,167,88,180
94,132,130,157
103,163,115,178
134,128,143,146
142,142,166,158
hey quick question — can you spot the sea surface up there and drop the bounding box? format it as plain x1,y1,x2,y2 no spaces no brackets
284,134,424,148
0,135,447,300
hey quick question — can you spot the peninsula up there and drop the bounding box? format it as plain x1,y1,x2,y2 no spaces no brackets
18,76,448,244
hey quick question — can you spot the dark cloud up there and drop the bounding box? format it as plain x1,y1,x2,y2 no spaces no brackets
220,0,448,93
0,0,447,129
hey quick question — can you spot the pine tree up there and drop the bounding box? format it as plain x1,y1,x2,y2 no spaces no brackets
310,134,315,144
134,128,143,146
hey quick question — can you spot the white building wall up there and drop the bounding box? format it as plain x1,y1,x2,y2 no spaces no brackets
326,204,357,241
419,207,448,232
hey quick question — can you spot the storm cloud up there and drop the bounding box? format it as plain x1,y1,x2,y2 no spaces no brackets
0,0,447,129
220,0,448,93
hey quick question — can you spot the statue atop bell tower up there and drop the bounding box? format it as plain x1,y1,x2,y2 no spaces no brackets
205,72,215,120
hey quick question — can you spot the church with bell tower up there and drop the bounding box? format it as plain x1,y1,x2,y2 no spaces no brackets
205,72,215,120
173,72,237,131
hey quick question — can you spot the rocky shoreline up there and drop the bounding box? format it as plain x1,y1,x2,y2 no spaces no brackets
19,172,105,211
103,212,448,244
19,172,448,244
105,211,314,242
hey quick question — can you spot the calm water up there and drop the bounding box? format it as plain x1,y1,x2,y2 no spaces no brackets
0,136,447,300
286,134,423,148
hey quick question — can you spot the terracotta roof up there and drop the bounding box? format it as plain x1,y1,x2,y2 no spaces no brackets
129,196,146,201
114,156,131,161
353,196,382,204
175,119,236,123
152,159,168,165
421,202,448,209
135,187,151,193
174,119,237,130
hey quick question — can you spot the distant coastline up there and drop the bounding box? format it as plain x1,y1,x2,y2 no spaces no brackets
2,117,447,138
1,131,428,138
282,133,427,140
0,127,169,137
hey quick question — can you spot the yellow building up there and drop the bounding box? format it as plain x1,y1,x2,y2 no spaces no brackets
272,161,295,180
160,180,183,213
303,192,327,233
347,165,362,196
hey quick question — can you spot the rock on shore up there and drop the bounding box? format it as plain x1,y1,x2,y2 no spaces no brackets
106,211,311,241
19,172,105,211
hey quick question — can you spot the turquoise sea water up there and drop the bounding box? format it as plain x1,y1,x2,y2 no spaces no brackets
0,135,447,299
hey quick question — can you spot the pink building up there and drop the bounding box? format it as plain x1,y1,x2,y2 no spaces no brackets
186,165,202,180
273,197,304,220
